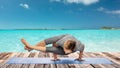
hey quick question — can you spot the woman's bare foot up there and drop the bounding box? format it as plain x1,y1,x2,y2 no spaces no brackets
21,38,32,51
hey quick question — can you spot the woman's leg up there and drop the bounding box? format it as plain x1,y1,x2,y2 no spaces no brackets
21,38,65,55
21,39,46,52
34,40,46,47
22,34,66,48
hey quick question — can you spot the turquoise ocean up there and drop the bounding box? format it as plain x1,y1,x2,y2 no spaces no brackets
0,30,120,52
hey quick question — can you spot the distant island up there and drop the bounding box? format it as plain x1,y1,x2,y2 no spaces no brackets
101,26,120,30
0,27,120,30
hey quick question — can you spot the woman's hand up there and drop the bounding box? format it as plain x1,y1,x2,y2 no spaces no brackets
75,51,84,61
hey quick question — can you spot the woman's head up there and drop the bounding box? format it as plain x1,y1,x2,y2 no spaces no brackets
64,40,76,54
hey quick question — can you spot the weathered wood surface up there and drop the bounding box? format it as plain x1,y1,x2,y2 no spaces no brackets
0,52,120,68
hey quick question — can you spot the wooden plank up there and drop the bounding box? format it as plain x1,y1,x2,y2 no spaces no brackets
6,52,25,68
90,52,116,68
20,52,31,68
73,52,93,68
16,52,30,68
68,52,94,68
56,64,69,68
107,52,120,61
0,52,12,60
0,53,10,67
102,52,120,64
68,52,81,68
106,52,120,68
0,52,8,60
0,52,16,68
6,52,29,68
1,52,19,68
0,53,8,64
99,52,120,68
44,64,50,68
0,52,120,68
56,55,69,68
103,52,120,62
81,52,100,68
108,52,120,58
34,52,44,68
44,53,51,68
29,52,39,68
56,53,72,68
49,53,56,68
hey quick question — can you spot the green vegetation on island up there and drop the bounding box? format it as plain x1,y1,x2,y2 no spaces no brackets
101,26,120,30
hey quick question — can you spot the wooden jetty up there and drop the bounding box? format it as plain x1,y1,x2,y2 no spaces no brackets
0,52,120,68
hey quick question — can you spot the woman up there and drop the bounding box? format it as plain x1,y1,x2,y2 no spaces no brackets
21,34,85,61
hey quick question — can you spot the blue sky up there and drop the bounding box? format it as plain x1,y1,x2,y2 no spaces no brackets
0,0,120,29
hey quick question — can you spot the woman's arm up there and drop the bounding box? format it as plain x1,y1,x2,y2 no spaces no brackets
75,51,84,61
79,51,83,59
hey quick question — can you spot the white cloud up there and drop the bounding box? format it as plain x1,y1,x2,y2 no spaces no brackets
106,10,120,14
50,0,99,5
65,0,99,5
50,0,61,2
97,7,120,15
97,7,105,11
20,3,29,9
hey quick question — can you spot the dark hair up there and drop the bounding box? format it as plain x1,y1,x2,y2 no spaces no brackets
65,40,76,51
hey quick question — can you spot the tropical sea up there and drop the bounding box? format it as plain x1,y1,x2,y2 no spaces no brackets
0,30,120,52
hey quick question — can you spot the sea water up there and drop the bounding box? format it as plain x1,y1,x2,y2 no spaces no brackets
0,30,120,52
